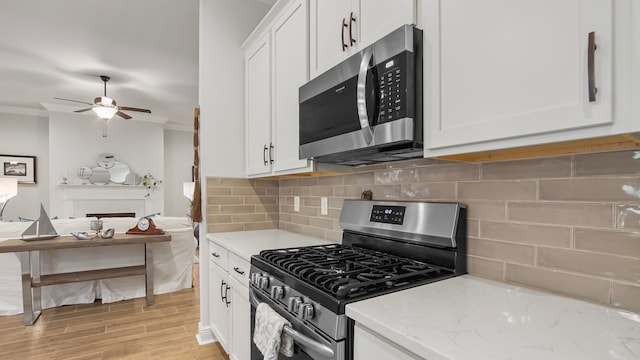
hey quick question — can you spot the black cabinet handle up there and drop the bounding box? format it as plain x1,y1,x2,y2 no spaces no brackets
341,18,348,51
349,12,356,46
269,143,274,164
211,252,220,258
263,145,268,165
587,31,597,102
224,284,231,307
233,267,245,275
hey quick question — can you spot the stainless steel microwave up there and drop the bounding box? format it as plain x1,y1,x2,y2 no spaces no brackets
299,24,422,166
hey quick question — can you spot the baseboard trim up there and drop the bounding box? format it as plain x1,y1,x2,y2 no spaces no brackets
196,322,217,345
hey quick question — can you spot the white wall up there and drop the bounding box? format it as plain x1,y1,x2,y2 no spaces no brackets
0,112,49,221
48,112,165,218
164,129,194,217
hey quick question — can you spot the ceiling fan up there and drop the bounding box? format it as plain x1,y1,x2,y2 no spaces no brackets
54,75,151,120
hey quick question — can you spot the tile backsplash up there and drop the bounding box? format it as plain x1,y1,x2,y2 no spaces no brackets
207,149,640,313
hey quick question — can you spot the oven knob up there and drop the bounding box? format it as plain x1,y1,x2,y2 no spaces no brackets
257,276,269,290
287,297,302,313
270,286,284,300
297,303,314,320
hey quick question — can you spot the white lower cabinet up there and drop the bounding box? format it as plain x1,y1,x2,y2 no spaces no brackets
354,323,423,360
209,239,252,360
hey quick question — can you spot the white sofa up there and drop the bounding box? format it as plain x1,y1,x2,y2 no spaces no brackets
0,216,196,316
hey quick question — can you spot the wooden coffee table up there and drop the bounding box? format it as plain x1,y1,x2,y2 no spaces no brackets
0,233,171,325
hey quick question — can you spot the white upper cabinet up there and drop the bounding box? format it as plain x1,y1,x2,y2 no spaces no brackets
245,34,272,177
272,0,311,173
422,0,626,155
310,0,416,79
244,0,313,177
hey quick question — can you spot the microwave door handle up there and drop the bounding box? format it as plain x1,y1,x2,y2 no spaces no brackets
356,47,374,145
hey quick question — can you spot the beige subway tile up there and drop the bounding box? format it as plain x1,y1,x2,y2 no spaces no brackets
327,209,342,221
617,204,640,230
329,198,344,209
298,177,318,187
342,172,375,186
254,179,279,188
482,156,571,180
206,177,221,187
280,178,298,188
612,282,640,313
334,185,364,198
374,168,418,185
244,222,278,231
417,163,480,182
480,221,571,247
232,214,267,223
467,219,479,238
280,204,294,214
285,223,307,236
465,200,506,221
508,202,613,227
220,205,255,214
220,178,252,187
310,217,334,230
292,187,311,196
537,247,640,283
305,197,321,206
467,256,504,281
232,187,266,196
505,263,611,304
467,238,535,265
206,205,219,214
265,187,280,196
310,186,334,197
575,228,640,258
207,187,232,196
279,186,292,196
208,215,233,224
369,185,401,199
209,196,245,205
540,178,640,201
575,150,640,176
280,213,292,222
300,226,325,239
318,176,343,186
458,180,536,201
208,223,244,233
401,182,456,200
255,204,279,214
291,214,311,225
244,195,277,205
297,205,318,217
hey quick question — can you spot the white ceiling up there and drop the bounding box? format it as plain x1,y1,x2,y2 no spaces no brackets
0,0,201,130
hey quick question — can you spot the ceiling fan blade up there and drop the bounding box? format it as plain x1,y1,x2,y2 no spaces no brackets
54,97,93,106
116,111,132,120
74,108,93,113
118,106,151,113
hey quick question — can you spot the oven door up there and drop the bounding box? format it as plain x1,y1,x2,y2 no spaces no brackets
249,287,345,360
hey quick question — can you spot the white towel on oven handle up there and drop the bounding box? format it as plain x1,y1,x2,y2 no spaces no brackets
253,302,294,359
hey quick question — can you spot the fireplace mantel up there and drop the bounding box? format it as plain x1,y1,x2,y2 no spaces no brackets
58,184,154,218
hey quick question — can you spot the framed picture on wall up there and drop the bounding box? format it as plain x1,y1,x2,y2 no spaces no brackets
0,154,36,184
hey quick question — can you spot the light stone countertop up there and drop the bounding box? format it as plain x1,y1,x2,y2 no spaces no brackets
206,229,337,261
346,275,640,360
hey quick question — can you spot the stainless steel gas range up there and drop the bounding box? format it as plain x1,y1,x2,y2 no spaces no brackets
249,199,467,360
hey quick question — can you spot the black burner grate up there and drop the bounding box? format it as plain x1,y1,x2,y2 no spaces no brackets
259,244,444,300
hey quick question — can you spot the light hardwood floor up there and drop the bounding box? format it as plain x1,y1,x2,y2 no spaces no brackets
0,260,228,360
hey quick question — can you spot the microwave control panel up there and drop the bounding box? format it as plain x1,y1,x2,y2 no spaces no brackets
376,51,414,124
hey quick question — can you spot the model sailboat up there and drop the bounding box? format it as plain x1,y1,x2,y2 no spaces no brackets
21,204,58,241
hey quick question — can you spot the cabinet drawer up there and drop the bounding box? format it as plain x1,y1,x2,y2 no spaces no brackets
228,252,250,286
209,241,229,270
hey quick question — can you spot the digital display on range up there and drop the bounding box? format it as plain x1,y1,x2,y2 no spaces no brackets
370,205,406,225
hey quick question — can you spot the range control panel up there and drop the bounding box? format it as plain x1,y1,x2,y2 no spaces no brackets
370,205,406,225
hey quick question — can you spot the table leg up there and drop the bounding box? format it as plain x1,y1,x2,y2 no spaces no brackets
17,251,41,326
144,243,154,305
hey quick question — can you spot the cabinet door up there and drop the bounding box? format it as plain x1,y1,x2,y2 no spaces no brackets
354,324,422,360
245,34,272,176
425,0,613,149
229,279,251,360
358,0,416,49
309,0,356,78
209,261,230,352
272,0,311,173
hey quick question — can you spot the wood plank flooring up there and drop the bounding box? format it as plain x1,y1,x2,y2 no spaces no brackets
0,259,228,360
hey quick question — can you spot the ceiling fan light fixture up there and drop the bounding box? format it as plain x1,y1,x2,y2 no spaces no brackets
92,106,118,119
98,96,115,106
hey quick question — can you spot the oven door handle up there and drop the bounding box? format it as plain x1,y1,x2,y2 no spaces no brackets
249,288,335,358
